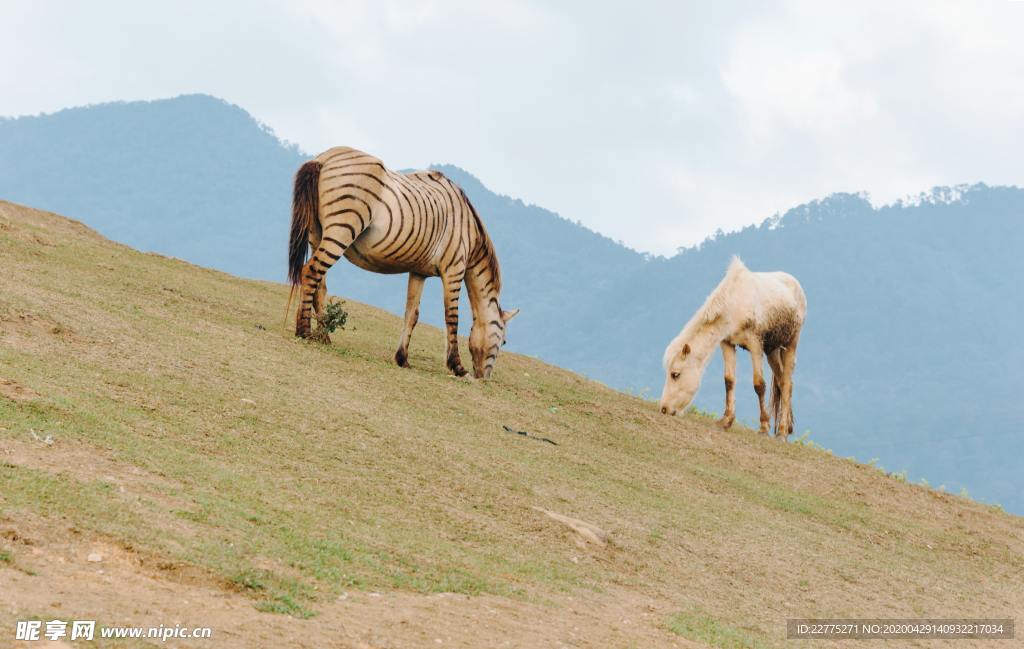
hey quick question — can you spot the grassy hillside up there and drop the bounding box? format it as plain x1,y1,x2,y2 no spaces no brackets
1,201,1022,648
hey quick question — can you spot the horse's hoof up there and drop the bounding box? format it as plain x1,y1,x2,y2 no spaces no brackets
394,349,410,368
451,365,468,378
717,417,734,430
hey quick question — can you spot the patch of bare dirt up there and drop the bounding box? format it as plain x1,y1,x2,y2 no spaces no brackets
0,378,38,402
0,310,85,353
0,436,204,549
0,424,689,647
0,437,183,505
0,515,696,649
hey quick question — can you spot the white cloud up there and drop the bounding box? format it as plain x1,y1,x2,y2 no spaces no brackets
723,44,877,138
1,0,1023,254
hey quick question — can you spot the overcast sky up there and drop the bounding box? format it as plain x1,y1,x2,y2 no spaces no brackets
2,1,1023,254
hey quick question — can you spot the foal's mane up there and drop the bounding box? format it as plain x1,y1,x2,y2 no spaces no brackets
698,257,746,324
663,257,747,368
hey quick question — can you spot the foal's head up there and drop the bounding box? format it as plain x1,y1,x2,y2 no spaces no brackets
469,302,519,379
659,341,703,416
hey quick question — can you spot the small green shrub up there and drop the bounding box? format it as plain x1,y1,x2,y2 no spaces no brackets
310,300,348,344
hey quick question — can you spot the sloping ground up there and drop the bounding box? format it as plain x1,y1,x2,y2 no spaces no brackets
0,201,1021,648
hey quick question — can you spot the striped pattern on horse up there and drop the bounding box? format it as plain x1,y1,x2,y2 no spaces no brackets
288,146,518,379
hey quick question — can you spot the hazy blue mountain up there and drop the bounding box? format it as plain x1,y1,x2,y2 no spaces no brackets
0,95,302,280
1,95,1021,514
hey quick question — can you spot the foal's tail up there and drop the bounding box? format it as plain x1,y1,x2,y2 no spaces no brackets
283,160,323,330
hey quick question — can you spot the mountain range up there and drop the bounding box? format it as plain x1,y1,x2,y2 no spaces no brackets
1,94,1021,513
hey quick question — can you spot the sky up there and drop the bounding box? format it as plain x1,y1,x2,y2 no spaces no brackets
2,1,1023,255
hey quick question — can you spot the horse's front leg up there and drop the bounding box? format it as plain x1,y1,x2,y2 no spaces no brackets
441,269,468,377
718,341,736,429
395,273,425,368
749,341,770,434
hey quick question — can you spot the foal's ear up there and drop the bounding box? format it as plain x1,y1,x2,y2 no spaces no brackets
681,343,691,356
501,308,520,322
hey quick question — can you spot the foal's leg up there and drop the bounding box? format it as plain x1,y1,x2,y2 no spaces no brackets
719,342,737,429
440,267,468,376
767,349,784,437
749,341,770,434
394,273,426,368
777,332,801,439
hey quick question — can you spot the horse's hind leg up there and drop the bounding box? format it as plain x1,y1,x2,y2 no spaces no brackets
307,228,331,340
767,348,784,438
296,212,364,340
749,341,770,434
395,273,425,368
308,223,326,316
313,281,327,318
777,332,801,439
718,342,737,429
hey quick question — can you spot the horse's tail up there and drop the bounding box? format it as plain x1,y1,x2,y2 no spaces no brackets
284,160,322,331
770,370,783,434
289,160,322,286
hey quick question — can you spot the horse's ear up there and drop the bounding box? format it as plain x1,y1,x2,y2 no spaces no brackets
681,343,691,356
501,308,520,322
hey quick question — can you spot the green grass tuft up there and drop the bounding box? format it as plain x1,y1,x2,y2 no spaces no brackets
255,594,318,619
666,612,777,649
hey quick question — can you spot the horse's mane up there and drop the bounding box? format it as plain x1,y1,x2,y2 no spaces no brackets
458,186,502,294
663,257,747,368
700,256,746,324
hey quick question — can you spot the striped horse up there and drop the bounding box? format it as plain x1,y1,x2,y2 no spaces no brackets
287,147,518,379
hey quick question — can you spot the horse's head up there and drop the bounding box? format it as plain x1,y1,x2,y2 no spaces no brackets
469,302,519,379
659,341,702,415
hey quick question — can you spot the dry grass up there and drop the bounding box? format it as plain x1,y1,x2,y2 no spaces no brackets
1,200,1022,647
